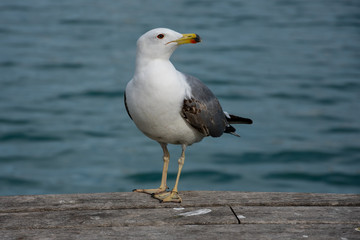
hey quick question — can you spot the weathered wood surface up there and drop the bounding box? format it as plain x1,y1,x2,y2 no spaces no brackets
0,191,359,239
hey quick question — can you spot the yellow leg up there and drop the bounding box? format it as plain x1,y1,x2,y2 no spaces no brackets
133,143,170,195
159,143,170,191
153,144,186,203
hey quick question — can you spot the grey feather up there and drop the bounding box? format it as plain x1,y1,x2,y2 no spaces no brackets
181,74,227,137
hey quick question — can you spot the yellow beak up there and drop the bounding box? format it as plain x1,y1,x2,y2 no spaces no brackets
168,33,201,45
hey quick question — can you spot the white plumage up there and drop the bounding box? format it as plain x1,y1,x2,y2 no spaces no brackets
125,28,252,203
126,59,202,145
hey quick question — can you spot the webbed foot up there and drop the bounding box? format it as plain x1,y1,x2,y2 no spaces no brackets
133,187,168,195
152,190,182,203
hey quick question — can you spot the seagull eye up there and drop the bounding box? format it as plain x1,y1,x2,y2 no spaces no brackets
157,34,164,39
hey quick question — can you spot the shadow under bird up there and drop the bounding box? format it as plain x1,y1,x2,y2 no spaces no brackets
124,28,252,203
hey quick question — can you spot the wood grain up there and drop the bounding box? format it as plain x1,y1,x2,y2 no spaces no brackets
1,191,359,239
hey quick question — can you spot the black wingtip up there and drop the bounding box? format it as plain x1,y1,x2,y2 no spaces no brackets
224,125,240,137
228,114,253,124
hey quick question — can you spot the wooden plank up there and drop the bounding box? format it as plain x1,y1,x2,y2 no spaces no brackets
0,191,359,239
0,206,236,230
2,205,358,230
1,224,359,240
1,191,359,213
231,206,360,224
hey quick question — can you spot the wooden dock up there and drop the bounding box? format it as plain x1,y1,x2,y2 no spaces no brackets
0,191,359,239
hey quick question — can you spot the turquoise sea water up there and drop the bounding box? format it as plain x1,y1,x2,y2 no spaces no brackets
0,0,359,196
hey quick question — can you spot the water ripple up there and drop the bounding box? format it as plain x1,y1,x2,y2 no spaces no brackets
323,127,360,134
210,45,266,53
0,61,17,68
0,118,32,125
214,150,337,165
0,176,40,187
126,170,240,184
0,132,63,142
263,172,360,186
59,19,110,26
34,62,85,70
56,89,123,100
71,130,114,138
324,82,360,91
0,4,32,12
269,92,348,105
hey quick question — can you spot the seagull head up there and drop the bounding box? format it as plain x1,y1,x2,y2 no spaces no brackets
136,28,201,61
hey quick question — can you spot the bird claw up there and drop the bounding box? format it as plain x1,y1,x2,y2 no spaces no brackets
152,191,182,203
133,187,167,195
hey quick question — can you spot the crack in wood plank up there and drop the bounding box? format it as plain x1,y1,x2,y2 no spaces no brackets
229,205,241,224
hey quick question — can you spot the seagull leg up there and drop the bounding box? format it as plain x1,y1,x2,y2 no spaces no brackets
153,144,186,203
158,143,170,191
133,143,169,195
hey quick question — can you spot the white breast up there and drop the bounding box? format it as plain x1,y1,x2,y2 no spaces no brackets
125,60,204,145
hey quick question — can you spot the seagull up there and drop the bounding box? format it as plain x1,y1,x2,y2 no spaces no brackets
124,28,252,203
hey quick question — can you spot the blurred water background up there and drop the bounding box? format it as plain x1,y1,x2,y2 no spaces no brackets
1,0,359,196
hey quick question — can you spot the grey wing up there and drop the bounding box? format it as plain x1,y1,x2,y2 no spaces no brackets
181,74,227,137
